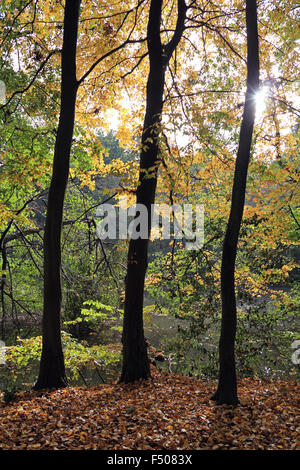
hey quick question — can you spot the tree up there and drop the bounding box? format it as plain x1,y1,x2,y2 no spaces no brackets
33,0,81,390
120,0,187,383
1,0,298,393
211,0,260,405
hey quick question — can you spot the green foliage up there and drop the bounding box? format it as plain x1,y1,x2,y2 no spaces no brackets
64,300,123,333
0,336,42,391
0,332,121,392
61,331,121,381
97,130,137,164
235,300,298,378
147,243,300,380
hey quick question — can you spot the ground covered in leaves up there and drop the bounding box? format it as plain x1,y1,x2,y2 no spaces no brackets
0,368,299,450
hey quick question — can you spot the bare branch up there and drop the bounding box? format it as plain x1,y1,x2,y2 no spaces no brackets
0,50,61,110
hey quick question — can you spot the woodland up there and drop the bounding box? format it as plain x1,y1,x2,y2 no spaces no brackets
0,0,299,452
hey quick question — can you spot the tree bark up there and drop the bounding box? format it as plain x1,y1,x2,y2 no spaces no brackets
120,0,186,383
211,0,259,405
33,0,81,390
0,239,7,339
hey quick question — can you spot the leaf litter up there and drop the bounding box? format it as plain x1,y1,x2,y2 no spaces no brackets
0,368,299,450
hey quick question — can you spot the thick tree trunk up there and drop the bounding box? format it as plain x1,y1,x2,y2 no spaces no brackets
120,0,186,383
211,0,259,405
33,0,81,390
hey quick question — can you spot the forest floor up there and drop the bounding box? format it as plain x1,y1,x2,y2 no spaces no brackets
0,367,299,450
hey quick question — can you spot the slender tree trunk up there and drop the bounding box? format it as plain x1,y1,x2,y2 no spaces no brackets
0,240,7,339
211,0,259,405
120,0,187,383
33,0,81,390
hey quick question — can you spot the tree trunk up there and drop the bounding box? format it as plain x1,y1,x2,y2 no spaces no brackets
33,0,81,390
211,0,259,405
0,239,7,339
120,0,186,383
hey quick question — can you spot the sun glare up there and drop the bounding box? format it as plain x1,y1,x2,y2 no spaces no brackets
255,86,269,120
